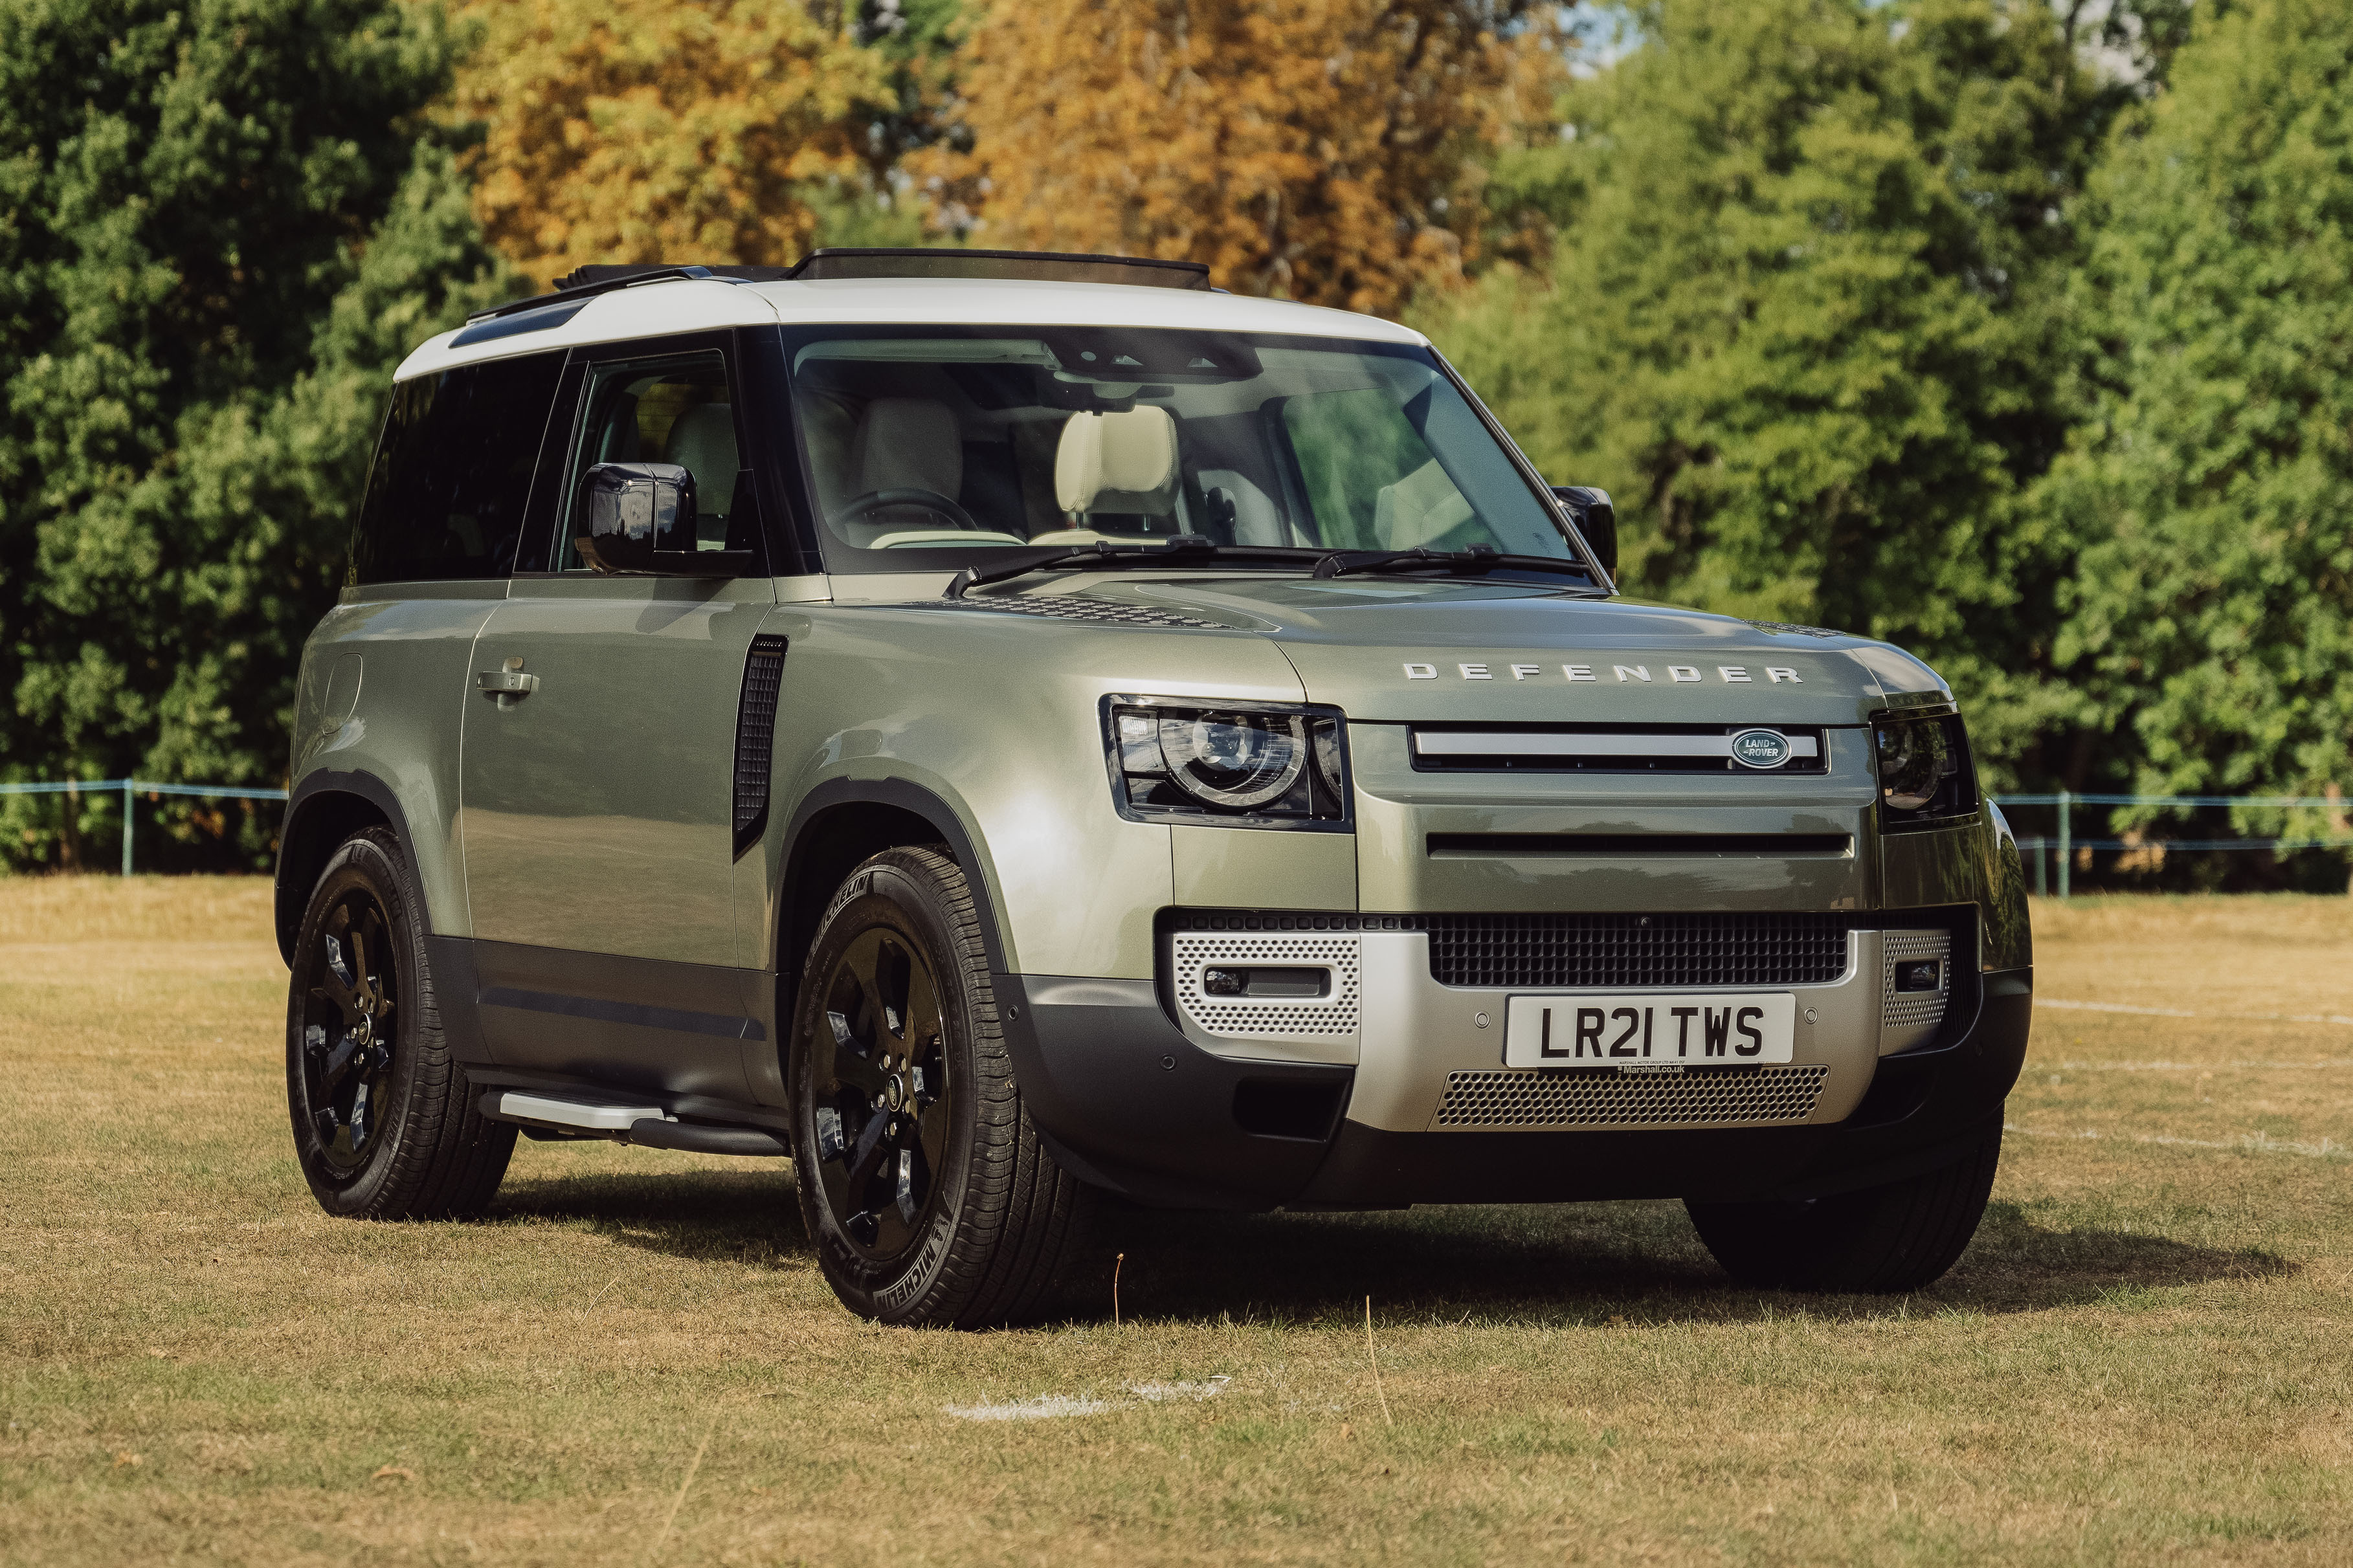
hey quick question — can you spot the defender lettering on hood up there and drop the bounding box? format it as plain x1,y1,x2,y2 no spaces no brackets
1401,661,1804,684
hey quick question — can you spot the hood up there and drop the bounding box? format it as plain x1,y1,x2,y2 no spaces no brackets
1026,573,1950,725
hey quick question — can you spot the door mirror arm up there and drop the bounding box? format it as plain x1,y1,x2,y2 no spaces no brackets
1549,485,1618,580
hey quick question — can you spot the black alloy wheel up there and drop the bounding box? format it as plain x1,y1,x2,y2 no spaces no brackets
285,828,514,1219
298,889,399,1173
790,846,1096,1327
809,927,953,1257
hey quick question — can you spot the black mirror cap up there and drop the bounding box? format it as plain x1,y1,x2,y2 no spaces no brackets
574,461,748,577
1550,485,1617,580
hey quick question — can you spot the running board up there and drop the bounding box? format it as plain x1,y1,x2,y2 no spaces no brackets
479,1090,789,1158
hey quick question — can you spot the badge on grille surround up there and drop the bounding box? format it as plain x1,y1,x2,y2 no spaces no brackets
1728,728,1793,769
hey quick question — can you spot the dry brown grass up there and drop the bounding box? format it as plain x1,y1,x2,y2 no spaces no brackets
3,881,2349,1565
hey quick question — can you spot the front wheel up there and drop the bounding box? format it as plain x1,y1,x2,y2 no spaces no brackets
1685,1121,2002,1292
789,846,1094,1326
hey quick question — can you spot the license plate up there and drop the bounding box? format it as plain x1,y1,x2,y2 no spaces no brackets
1502,993,1796,1068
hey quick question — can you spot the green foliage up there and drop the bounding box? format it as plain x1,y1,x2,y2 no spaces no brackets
0,0,509,869
1422,0,2115,785
2039,0,2353,831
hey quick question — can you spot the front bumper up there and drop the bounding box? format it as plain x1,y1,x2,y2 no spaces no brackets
996,928,2031,1210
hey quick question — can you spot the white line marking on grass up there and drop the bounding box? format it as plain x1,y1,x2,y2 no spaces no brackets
946,1394,1116,1422
2040,999,2198,1017
1128,1376,1230,1403
2042,999,2353,1026
2006,1121,2348,1160
2048,1059,2353,1072
946,1376,1229,1422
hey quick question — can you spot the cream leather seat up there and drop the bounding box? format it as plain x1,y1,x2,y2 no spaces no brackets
1054,406,1178,520
664,404,739,546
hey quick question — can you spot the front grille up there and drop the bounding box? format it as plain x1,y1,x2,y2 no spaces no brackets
1435,1065,1829,1128
1425,912,1853,989
731,635,788,857
1409,723,1829,775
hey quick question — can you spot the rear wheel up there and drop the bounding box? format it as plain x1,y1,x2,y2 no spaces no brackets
286,829,514,1218
789,846,1093,1326
1686,1121,2002,1292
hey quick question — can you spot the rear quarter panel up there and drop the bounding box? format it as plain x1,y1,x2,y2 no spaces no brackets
290,584,503,937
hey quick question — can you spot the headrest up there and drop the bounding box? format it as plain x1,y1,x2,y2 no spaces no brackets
665,403,738,513
851,398,962,500
1055,406,1178,514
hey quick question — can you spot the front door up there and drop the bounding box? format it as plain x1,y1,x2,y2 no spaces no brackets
458,344,779,1098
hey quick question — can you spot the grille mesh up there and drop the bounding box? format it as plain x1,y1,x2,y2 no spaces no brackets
926,595,1221,629
1435,1066,1829,1129
1425,913,1853,989
731,635,788,854
1882,929,1954,1029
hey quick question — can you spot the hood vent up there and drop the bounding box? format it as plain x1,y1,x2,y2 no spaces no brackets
922,595,1223,630
1411,723,1829,775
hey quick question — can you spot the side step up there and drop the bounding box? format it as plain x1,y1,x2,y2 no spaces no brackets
479,1090,790,1158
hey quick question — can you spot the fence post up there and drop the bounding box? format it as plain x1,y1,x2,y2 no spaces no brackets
2033,835,2046,896
122,778,134,878
2057,788,2071,900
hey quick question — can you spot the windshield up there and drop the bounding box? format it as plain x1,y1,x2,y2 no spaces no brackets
784,329,1574,571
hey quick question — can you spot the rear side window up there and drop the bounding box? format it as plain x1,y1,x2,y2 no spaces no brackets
351,353,565,585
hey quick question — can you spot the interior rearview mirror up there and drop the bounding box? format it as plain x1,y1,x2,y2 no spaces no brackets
1549,485,1618,580
575,462,752,577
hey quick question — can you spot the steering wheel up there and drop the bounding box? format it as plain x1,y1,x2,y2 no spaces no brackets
831,488,981,533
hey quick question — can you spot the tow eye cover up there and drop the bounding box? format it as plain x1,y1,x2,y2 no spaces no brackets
1728,728,1794,770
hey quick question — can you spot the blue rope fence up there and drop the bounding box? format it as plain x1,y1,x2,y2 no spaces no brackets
0,780,2343,890
1994,791,2348,897
0,778,289,875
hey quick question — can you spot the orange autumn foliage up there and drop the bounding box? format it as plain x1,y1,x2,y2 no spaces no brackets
927,0,1565,316
448,0,893,288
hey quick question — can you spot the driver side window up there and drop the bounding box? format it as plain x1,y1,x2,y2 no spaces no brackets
559,351,744,570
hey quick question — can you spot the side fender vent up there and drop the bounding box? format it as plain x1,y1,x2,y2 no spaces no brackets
733,635,788,858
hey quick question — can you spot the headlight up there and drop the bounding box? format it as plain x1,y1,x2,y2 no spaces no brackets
1105,698,1350,827
1873,713,1977,829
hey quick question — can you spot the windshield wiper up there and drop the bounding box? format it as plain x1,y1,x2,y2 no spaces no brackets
942,536,1325,597
1308,544,1600,583
942,536,1602,599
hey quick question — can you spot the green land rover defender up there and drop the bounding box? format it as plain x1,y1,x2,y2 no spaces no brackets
278,250,2033,1325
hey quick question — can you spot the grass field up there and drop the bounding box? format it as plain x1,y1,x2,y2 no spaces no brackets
3,880,2350,1565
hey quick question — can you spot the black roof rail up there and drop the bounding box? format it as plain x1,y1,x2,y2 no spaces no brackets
462,248,1214,327
465,263,786,325
783,247,1213,291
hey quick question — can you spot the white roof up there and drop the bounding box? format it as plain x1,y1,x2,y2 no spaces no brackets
392,275,1429,382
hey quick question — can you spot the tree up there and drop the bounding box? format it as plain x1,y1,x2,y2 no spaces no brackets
924,0,1565,316
0,0,509,870
2040,0,2353,838
1420,0,2114,783
447,0,897,288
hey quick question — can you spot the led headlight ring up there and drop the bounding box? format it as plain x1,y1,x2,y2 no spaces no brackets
1157,712,1308,809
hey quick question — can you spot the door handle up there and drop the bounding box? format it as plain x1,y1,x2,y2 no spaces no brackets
477,668,539,709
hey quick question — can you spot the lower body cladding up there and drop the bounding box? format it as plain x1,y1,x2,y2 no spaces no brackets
997,914,2031,1211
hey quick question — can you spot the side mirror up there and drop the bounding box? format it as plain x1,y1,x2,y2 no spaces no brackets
1549,485,1616,579
575,462,752,577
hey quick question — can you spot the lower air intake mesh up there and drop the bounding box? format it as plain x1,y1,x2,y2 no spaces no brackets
1435,1066,1829,1129
1425,912,1853,989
